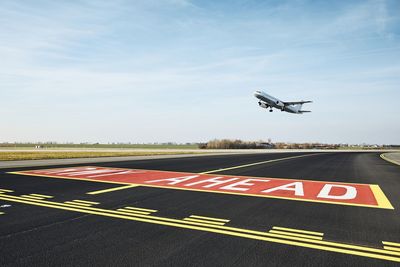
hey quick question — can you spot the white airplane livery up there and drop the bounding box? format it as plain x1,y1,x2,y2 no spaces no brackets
254,90,312,114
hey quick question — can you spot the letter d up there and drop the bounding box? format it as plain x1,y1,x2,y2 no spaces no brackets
317,184,357,200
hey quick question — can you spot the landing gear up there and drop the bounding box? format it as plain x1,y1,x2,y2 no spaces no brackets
269,109,273,112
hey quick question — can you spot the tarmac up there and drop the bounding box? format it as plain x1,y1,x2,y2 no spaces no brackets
0,152,399,266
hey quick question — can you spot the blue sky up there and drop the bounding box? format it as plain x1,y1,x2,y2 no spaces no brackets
1,0,399,144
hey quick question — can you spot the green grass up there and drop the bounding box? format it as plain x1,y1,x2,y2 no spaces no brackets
0,151,204,161
0,143,199,149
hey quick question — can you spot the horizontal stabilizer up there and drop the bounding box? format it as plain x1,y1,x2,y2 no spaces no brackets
299,110,311,113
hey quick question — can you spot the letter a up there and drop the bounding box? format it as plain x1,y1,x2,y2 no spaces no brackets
262,182,304,196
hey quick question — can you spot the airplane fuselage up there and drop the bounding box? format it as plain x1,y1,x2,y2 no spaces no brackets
254,91,300,113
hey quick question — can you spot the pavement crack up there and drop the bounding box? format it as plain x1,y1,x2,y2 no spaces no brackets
0,214,91,240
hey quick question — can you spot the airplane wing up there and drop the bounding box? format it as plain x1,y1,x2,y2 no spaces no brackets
284,100,313,105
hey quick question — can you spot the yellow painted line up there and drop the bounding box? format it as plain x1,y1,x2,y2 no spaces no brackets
200,154,320,174
21,195,44,200
86,184,139,195
0,196,400,262
124,207,157,213
64,201,92,207
72,200,99,205
269,230,323,240
0,212,4,215
183,218,226,225
383,241,400,247
370,185,394,209
272,226,324,236
30,194,53,198
8,171,129,185
116,210,150,216
0,189,14,192
189,215,230,223
0,194,400,262
384,246,400,252
380,153,400,166
116,209,150,215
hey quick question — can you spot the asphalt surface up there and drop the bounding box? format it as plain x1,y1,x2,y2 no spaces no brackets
0,152,399,266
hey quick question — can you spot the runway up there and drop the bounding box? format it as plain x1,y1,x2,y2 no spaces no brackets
1,152,399,266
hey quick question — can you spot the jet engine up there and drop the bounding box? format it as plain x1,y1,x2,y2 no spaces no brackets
258,102,269,109
276,100,285,108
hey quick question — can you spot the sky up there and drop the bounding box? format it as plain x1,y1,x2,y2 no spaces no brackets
1,0,400,144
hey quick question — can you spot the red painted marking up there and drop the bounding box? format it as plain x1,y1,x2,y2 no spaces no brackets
19,166,381,207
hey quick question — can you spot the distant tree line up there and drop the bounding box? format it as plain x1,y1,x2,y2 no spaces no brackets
1,141,399,149
273,142,340,149
197,140,400,149
198,139,270,149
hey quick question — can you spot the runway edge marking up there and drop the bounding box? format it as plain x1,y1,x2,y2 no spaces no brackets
380,153,400,166
0,192,399,263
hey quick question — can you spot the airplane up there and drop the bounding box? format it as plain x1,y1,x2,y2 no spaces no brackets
254,90,312,114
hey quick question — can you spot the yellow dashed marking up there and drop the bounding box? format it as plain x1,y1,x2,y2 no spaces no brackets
269,230,323,240
64,201,92,207
189,215,230,223
116,208,150,215
21,195,45,200
124,207,157,213
383,241,400,247
384,246,400,252
183,218,226,225
72,200,99,205
0,189,14,193
30,194,53,199
0,193,399,262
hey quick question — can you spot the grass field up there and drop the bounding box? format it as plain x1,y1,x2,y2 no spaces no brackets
0,151,203,161
0,143,199,149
